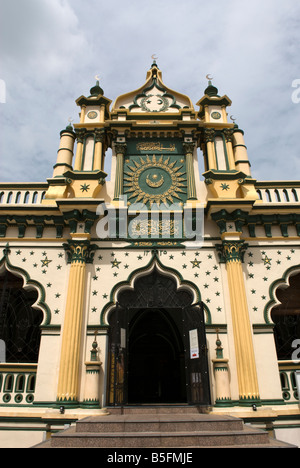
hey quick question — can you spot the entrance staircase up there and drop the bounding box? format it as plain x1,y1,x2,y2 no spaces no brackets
34,406,296,449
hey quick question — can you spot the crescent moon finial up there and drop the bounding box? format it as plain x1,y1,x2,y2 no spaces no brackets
206,74,213,81
68,117,74,124
230,115,236,122
151,54,158,61
95,74,100,82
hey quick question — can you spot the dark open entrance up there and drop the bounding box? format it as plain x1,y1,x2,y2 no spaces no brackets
107,267,211,407
128,308,186,403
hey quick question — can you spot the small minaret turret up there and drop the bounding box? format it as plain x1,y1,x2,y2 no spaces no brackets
196,76,257,203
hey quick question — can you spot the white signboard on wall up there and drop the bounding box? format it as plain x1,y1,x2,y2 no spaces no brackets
120,328,126,349
296,371,300,407
189,329,199,359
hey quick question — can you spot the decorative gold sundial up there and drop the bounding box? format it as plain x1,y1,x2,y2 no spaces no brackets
124,154,187,206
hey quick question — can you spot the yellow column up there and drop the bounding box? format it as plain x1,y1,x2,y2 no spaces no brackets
223,128,235,170
183,143,197,200
204,128,217,170
219,240,260,405
93,129,105,171
56,237,97,405
74,129,86,171
113,143,127,200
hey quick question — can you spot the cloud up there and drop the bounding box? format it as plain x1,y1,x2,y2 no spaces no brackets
0,0,299,182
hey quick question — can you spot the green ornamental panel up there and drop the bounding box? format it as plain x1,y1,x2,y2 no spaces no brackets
124,139,187,207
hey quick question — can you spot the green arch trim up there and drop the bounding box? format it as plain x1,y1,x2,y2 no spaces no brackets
99,250,211,326
264,263,300,325
0,244,51,326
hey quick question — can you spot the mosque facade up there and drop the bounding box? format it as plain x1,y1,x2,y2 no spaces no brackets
0,60,299,447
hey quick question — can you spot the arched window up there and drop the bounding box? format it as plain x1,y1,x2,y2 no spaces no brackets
271,272,300,360
0,270,43,363
0,192,4,203
15,192,21,204
6,192,13,203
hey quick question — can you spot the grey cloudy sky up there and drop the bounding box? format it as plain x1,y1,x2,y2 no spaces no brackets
0,0,299,183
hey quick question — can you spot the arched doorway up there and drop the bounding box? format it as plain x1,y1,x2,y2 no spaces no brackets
271,271,300,360
0,269,43,363
107,266,211,407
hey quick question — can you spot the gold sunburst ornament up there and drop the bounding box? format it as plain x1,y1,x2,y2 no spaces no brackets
124,154,187,206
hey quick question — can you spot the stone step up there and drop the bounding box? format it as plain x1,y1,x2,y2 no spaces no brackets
33,406,298,449
75,414,244,434
107,405,209,415
49,426,272,448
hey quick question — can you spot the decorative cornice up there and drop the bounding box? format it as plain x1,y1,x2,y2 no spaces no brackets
211,208,300,238
0,214,65,238
62,209,98,234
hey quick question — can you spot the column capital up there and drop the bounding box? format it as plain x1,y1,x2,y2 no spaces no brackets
74,128,86,143
223,128,234,142
203,128,216,143
182,142,195,155
114,143,127,156
94,128,106,143
216,240,248,264
63,239,98,264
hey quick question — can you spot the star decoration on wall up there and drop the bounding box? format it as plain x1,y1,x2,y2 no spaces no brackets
220,183,230,191
111,258,121,269
191,259,201,268
262,255,272,266
80,183,90,192
41,257,52,267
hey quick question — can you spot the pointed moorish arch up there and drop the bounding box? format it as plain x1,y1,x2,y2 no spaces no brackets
0,244,51,326
100,251,212,326
264,264,300,325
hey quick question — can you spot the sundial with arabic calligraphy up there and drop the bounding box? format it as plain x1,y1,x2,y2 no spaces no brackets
123,139,187,207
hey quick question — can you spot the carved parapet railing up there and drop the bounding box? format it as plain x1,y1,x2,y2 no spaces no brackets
256,182,300,205
0,184,48,206
278,361,300,403
0,364,37,405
